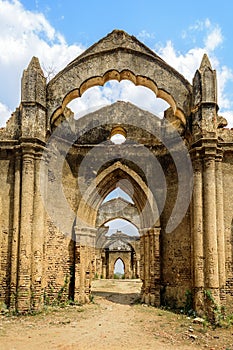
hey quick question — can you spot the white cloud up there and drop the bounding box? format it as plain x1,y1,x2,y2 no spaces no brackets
0,6,232,130
137,30,155,42
0,0,84,126
0,102,12,127
155,21,233,127
204,25,223,52
69,21,232,126
68,80,169,120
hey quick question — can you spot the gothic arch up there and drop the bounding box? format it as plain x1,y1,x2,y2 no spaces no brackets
114,257,125,270
76,161,160,230
47,30,192,127
96,198,140,230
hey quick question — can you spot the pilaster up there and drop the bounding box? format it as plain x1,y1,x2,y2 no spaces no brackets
140,227,160,306
17,146,35,311
31,150,46,310
215,151,226,301
191,153,204,313
74,227,96,304
10,151,21,310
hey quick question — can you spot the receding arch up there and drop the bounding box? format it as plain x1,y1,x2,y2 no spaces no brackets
47,30,192,127
96,198,140,229
76,161,160,230
103,187,134,204
114,258,125,275
103,218,140,236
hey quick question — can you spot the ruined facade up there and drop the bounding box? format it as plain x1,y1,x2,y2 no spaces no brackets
0,30,233,315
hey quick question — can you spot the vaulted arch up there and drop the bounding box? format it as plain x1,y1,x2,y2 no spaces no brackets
47,30,192,127
76,161,160,230
96,198,140,229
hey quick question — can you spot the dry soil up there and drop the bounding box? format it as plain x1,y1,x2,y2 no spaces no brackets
0,279,233,349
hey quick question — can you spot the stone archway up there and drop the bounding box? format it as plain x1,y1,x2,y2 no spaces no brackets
74,160,161,305
47,30,192,128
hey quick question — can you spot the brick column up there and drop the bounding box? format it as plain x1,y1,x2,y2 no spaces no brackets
17,148,35,312
74,227,96,303
31,152,45,310
139,229,145,299
140,228,160,306
203,156,220,304
10,152,21,310
215,156,226,300
191,156,204,313
149,228,161,306
142,230,150,304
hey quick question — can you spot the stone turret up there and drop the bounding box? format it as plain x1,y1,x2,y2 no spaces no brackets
20,56,47,140
192,54,218,140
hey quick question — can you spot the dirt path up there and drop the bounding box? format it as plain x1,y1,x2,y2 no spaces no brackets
0,280,233,349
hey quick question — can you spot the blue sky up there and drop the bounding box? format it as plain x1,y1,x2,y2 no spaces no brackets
0,0,233,127
1,1,232,239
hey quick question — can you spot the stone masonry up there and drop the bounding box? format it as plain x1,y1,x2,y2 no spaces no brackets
0,30,233,317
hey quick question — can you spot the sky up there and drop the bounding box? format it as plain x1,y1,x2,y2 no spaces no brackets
1,1,232,246
0,0,233,127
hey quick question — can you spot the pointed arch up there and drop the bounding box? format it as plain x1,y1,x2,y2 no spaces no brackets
96,198,139,229
114,258,125,275
76,161,160,230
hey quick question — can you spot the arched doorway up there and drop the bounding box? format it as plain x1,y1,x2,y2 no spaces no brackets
114,258,125,278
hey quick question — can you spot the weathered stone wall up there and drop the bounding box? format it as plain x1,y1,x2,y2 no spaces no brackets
1,29,233,316
222,152,233,305
0,156,14,305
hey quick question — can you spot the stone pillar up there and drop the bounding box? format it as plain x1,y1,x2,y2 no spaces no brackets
215,155,226,300
10,152,21,310
140,228,160,306
31,152,45,310
74,227,96,303
136,259,140,278
144,230,150,304
17,147,35,312
191,156,204,313
203,156,220,306
154,229,161,306
139,230,145,298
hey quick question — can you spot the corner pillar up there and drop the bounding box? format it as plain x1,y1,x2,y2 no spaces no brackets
140,227,160,306
17,147,35,312
215,153,226,301
31,151,46,310
191,155,204,313
74,227,96,303
203,154,220,311
10,151,21,310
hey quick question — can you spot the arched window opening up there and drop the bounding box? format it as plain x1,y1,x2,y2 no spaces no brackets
110,126,127,144
114,258,125,279
67,80,169,121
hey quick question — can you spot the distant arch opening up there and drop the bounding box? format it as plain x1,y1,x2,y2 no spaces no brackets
103,186,134,204
114,258,125,278
104,218,139,237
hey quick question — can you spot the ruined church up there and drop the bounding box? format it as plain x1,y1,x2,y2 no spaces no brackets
0,30,233,316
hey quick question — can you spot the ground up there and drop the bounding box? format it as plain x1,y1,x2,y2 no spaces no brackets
0,280,233,350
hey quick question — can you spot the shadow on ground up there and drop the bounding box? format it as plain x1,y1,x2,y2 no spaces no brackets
92,291,141,305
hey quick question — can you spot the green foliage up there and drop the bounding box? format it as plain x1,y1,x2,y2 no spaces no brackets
184,290,195,317
204,289,225,327
89,294,94,303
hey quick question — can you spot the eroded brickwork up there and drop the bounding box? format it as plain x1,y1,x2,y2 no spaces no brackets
0,30,233,316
